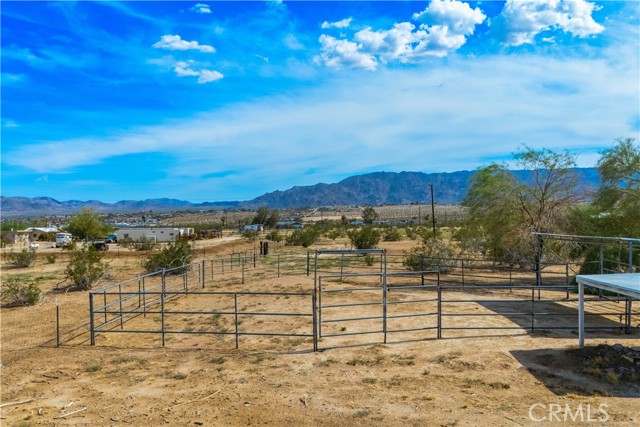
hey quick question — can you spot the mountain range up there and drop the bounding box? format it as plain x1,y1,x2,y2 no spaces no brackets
1,168,600,217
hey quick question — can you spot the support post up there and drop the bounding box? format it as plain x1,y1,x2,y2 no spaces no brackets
89,293,95,346
202,260,206,289
437,282,442,339
161,268,166,347
234,294,239,349
118,284,124,329
578,282,585,348
382,251,387,344
55,298,60,348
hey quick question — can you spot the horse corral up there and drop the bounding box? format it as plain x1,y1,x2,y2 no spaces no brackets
2,239,639,425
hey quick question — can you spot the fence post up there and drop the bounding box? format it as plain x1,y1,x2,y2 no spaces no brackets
437,281,442,339
382,251,388,344
202,260,206,289
234,293,239,350
277,254,280,278
599,246,604,274
629,241,634,273
142,276,147,317
311,291,318,351
242,257,245,284
161,268,166,347
118,284,124,329
307,252,310,276
89,293,95,346
531,286,535,332
565,263,570,299
103,290,108,323
55,297,60,347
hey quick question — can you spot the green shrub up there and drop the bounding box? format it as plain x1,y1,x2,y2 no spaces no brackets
65,246,105,290
1,276,41,306
348,226,381,250
45,254,57,264
7,248,37,268
142,239,196,274
286,227,321,248
403,236,457,273
119,236,158,251
265,230,283,242
383,227,403,242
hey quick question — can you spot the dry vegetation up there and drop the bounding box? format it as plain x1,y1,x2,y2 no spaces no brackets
1,234,639,426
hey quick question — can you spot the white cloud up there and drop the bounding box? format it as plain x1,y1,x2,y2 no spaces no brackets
413,0,485,35
4,120,18,128
173,61,223,83
315,35,378,71
283,33,304,50
7,50,637,201
152,34,216,53
321,17,352,29
191,3,212,14
316,0,485,70
495,0,604,46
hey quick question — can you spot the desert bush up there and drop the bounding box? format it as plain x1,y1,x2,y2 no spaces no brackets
45,254,57,264
65,246,105,290
324,227,346,240
348,226,381,250
7,248,37,268
119,236,158,251
383,227,403,242
286,227,321,248
1,276,42,306
265,230,283,242
403,236,457,273
142,239,196,273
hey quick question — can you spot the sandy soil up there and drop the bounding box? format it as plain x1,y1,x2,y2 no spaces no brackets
1,236,639,426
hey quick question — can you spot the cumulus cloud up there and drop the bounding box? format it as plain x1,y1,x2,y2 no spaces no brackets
315,35,377,71
494,0,605,46
315,0,485,70
321,17,352,29
174,61,223,83
191,3,212,14
152,34,216,53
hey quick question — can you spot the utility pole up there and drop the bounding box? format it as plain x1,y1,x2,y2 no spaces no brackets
430,184,436,237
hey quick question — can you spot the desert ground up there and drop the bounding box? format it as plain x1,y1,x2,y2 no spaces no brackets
1,235,639,426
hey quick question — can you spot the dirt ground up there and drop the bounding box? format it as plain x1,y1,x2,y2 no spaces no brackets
1,236,639,426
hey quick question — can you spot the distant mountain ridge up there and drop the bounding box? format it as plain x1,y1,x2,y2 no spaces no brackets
1,168,599,217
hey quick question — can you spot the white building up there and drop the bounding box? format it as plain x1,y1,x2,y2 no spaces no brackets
115,227,194,243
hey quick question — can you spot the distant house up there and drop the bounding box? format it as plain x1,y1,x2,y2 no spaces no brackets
275,221,303,229
115,227,194,243
242,224,264,232
2,226,59,245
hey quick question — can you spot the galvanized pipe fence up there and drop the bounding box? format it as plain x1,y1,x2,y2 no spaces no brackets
88,250,638,351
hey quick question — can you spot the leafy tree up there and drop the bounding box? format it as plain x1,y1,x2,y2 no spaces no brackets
252,207,280,228
362,207,379,225
142,239,196,273
459,147,579,263
65,246,106,290
348,226,381,249
593,137,640,236
66,208,113,240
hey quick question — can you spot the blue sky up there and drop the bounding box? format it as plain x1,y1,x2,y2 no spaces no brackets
2,0,639,203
